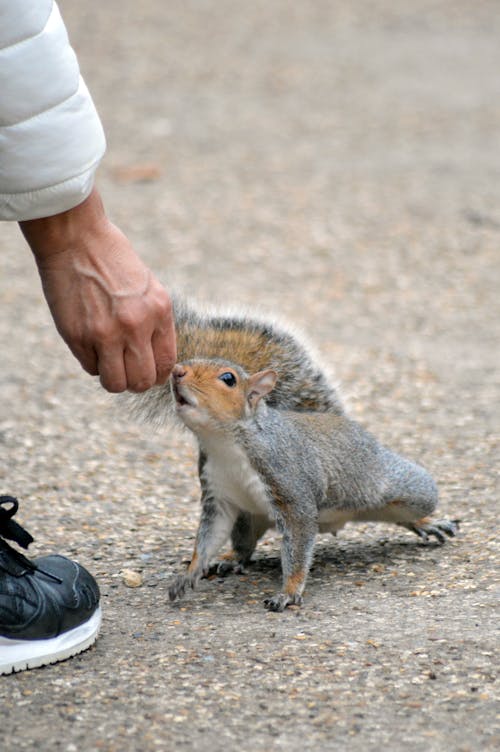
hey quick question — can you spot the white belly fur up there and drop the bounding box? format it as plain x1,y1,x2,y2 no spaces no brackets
200,439,384,537
317,508,355,534
202,438,273,517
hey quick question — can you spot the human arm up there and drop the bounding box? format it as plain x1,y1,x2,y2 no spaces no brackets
20,188,176,393
1,1,176,391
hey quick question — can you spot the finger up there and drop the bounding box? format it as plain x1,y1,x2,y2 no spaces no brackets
69,343,99,376
151,320,177,385
95,344,128,393
123,341,157,393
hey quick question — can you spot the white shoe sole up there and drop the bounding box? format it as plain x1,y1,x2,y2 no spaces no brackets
0,606,102,675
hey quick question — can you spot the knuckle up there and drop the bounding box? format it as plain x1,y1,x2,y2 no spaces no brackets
129,378,155,393
153,290,174,320
155,356,176,382
161,294,174,317
89,323,113,345
156,346,176,367
100,375,127,393
116,309,140,333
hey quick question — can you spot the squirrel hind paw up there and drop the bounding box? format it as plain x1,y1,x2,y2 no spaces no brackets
215,560,248,577
408,518,460,544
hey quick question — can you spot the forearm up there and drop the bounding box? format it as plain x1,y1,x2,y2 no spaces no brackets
20,188,109,262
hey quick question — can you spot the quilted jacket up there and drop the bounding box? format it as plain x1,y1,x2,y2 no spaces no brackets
0,0,106,221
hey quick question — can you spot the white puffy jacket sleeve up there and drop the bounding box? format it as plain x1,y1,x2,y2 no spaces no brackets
0,0,106,221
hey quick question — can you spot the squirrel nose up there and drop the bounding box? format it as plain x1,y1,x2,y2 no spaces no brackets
172,364,188,380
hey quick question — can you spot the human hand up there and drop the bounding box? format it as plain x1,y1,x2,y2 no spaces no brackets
20,188,176,393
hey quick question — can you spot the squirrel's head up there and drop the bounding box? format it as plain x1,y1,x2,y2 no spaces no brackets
171,359,277,434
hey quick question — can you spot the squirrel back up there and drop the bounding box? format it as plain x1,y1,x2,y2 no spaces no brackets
128,295,343,424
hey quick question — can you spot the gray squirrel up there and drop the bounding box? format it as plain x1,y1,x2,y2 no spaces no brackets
165,357,458,611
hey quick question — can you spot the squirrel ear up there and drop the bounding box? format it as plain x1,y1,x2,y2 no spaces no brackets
247,370,278,409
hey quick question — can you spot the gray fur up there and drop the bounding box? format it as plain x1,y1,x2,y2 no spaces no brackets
239,406,439,518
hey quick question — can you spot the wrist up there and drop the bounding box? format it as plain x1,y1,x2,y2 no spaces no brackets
19,187,110,263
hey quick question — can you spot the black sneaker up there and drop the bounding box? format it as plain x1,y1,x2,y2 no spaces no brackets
0,496,101,674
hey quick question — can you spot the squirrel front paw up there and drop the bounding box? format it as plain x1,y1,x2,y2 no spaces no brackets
263,592,303,612
168,573,198,602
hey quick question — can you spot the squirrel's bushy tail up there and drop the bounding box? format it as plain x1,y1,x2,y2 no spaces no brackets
127,296,343,425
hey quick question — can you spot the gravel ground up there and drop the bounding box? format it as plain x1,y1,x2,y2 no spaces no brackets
1,1,498,750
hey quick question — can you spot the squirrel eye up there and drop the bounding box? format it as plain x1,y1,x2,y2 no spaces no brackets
218,372,237,387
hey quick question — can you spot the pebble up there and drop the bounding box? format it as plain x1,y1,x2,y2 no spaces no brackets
121,569,143,588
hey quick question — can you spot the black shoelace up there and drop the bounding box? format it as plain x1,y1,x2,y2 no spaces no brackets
0,496,34,549
0,495,62,583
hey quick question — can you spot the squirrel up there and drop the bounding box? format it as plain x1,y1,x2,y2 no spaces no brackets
166,357,458,612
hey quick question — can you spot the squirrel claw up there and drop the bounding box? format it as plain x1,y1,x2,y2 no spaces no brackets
168,573,198,602
264,593,303,612
409,518,460,545
216,560,248,577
